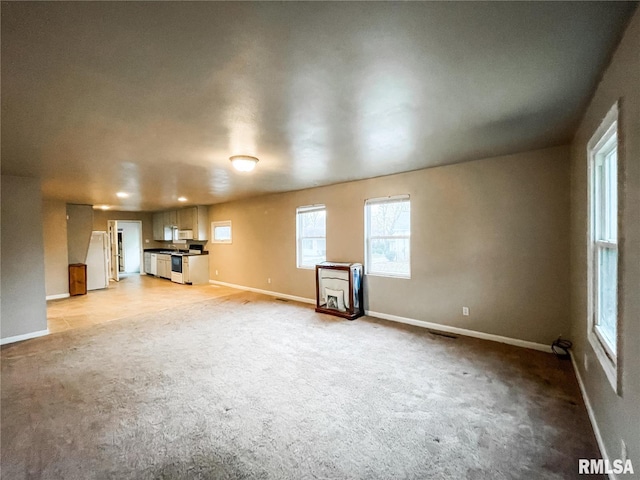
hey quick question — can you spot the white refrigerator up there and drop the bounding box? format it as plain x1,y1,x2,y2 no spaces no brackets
86,231,109,290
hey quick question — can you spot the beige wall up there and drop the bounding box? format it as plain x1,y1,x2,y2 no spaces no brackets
1,176,48,340
209,145,570,346
92,210,161,249
569,9,639,470
66,204,93,264
42,199,69,297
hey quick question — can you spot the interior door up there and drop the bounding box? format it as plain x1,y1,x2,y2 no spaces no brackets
107,220,119,282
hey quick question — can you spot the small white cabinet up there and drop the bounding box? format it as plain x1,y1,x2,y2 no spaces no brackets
144,252,151,274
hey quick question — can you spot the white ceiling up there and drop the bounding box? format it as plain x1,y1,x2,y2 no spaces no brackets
1,1,636,211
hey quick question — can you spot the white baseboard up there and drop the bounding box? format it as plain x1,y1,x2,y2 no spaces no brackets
570,352,615,479
365,309,552,353
46,293,70,301
208,279,550,353
1,329,50,346
208,280,315,305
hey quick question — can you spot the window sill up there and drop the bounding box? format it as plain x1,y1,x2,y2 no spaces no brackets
365,272,411,280
587,329,619,395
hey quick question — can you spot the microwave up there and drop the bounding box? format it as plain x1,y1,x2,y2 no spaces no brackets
177,230,193,240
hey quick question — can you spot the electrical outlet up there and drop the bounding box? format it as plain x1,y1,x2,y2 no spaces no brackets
621,439,627,463
462,307,469,316
145,239,150,243
215,270,218,276
268,278,272,284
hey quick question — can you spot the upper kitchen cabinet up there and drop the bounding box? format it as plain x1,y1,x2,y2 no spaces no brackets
178,206,208,240
152,212,166,241
178,207,195,231
164,210,177,227
153,206,208,241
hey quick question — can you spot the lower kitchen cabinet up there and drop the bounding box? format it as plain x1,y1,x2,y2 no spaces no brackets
157,254,171,279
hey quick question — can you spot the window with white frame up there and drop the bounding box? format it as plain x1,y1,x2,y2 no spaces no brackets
365,195,410,278
588,102,619,391
296,205,326,268
211,221,232,244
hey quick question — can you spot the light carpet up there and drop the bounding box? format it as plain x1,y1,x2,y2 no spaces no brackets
1,292,600,479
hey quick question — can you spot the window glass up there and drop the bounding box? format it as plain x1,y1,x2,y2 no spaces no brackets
211,221,232,244
297,206,326,268
365,196,410,278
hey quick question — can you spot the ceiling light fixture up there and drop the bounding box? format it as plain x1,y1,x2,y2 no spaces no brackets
178,196,187,202
99,205,110,210
230,155,259,172
116,192,129,198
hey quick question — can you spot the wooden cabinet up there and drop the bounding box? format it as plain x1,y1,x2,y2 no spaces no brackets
153,212,165,241
164,210,177,227
177,206,208,240
315,262,363,320
153,206,208,241
69,263,87,296
178,207,196,231
156,254,171,279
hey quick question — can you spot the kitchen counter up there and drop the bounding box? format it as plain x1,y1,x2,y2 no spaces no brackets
144,248,208,256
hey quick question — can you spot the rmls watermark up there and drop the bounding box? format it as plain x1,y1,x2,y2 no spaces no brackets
579,458,634,475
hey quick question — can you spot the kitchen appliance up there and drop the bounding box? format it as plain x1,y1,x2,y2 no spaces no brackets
86,231,109,290
178,230,193,240
170,244,208,284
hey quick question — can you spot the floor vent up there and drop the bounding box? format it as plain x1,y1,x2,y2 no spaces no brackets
427,329,458,339
275,298,289,302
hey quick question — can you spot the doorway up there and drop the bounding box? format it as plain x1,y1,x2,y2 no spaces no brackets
107,220,143,281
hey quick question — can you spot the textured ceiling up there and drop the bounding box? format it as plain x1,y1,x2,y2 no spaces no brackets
1,1,636,210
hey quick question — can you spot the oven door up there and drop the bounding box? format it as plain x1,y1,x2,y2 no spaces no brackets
171,255,183,273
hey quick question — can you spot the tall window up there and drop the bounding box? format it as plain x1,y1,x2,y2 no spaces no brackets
296,205,326,269
365,195,410,278
588,103,619,390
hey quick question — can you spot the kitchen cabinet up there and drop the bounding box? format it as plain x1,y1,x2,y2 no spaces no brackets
153,212,165,241
153,206,208,241
164,210,177,227
178,206,208,240
178,207,196,231
144,252,152,274
157,254,171,279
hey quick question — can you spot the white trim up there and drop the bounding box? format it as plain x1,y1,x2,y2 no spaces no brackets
365,310,552,353
46,293,70,301
570,352,615,480
208,280,315,305
1,329,50,345
587,100,620,394
296,204,326,269
211,220,232,244
208,280,551,352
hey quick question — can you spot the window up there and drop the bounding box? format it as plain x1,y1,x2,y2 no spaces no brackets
296,205,326,268
365,195,410,278
211,221,232,244
588,102,619,391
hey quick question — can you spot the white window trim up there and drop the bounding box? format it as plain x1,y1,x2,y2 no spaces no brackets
586,101,620,394
211,220,232,244
296,204,326,269
364,194,411,279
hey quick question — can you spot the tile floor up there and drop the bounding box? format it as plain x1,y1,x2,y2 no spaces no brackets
47,274,241,334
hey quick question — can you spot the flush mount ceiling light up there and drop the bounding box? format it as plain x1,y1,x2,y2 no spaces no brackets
116,192,129,198
178,196,187,202
94,205,110,210
230,155,259,172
